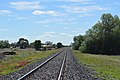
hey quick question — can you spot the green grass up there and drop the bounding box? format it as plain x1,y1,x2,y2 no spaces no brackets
0,49,60,75
73,50,120,80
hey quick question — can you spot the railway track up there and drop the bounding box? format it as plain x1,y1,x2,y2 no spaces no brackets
17,49,67,80
0,48,100,80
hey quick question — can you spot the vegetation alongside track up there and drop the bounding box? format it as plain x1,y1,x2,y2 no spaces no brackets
72,13,120,55
0,49,60,75
73,50,120,80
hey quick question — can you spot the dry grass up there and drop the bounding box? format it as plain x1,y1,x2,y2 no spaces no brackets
0,49,60,75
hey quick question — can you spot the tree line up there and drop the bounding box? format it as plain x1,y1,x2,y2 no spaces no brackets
0,38,63,50
72,13,120,55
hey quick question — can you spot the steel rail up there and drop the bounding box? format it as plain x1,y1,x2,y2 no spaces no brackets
17,51,62,80
57,52,67,80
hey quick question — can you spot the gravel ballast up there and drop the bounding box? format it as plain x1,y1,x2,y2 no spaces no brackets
24,49,65,80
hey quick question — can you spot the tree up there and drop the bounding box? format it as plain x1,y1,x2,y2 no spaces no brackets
0,40,10,48
17,38,29,49
51,44,56,48
10,42,17,48
57,42,63,48
35,40,41,50
29,42,35,48
80,13,120,55
45,41,53,46
72,35,84,50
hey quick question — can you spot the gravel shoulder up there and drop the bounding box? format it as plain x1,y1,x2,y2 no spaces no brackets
63,48,101,80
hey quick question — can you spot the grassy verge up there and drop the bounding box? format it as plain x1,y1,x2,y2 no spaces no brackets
73,50,120,80
0,49,60,75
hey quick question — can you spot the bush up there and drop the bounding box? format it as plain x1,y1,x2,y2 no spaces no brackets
57,42,63,48
35,40,41,50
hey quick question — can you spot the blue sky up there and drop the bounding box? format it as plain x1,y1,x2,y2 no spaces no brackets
0,0,120,45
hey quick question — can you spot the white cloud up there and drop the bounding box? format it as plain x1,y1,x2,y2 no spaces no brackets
35,18,64,24
57,0,96,4
0,10,12,15
57,0,89,2
41,32,56,37
61,5,106,13
32,10,66,16
32,10,46,15
10,1,41,10
60,33,67,35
